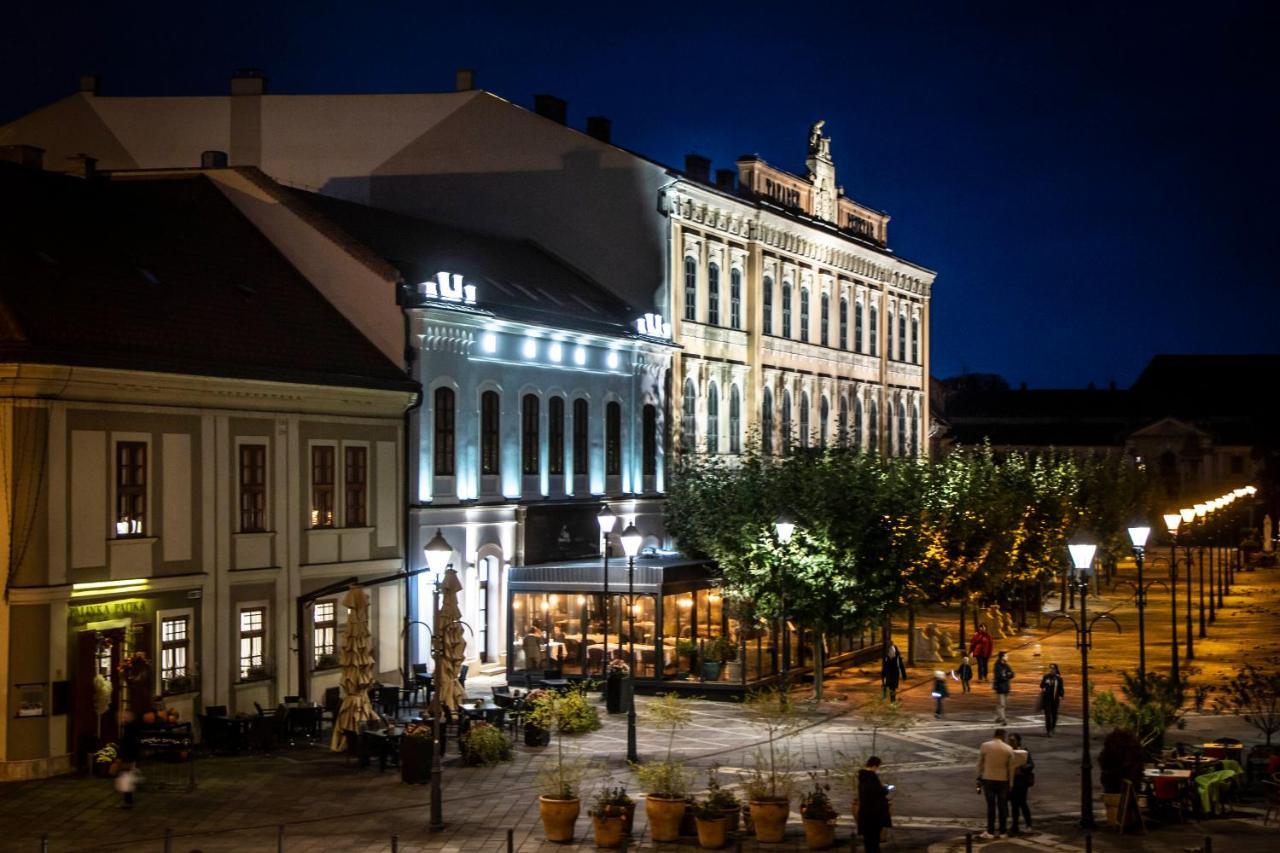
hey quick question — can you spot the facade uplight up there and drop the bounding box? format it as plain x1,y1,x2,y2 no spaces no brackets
573,347,586,366
549,342,562,362
523,339,537,359
606,351,619,369
481,332,497,354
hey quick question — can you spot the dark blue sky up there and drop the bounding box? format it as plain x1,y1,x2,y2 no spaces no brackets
5,1,1276,387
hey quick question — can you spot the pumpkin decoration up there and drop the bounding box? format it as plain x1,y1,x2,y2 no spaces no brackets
142,711,156,725
168,709,179,723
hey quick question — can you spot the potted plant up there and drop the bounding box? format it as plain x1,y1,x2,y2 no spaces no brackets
589,786,627,849
399,721,433,784
606,659,633,714
634,693,696,842
529,689,592,842
693,800,728,849
595,784,636,836
799,772,838,850
676,638,698,674
701,636,733,682
315,653,340,670
1098,728,1144,829
704,766,741,832
523,689,552,746
460,722,513,766
743,687,803,843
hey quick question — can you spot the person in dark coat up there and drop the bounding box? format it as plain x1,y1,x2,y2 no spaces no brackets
1039,663,1065,736
881,644,908,702
958,655,974,693
856,756,892,853
1008,733,1035,834
992,651,1014,725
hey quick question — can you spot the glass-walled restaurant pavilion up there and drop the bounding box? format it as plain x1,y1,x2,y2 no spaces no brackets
507,556,878,692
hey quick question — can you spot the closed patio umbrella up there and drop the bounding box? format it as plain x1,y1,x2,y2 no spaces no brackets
433,568,467,713
330,586,377,751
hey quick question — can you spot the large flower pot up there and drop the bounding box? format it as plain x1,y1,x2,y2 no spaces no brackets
525,723,551,747
399,736,433,784
539,796,580,843
802,817,837,850
749,799,790,843
645,795,688,842
1102,792,1121,828
606,675,633,714
701,660,723,681
718,807,740,833
696,815,727,849
592,813,625,848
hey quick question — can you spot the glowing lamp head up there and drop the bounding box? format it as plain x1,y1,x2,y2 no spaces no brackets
1163,513,1182,534
597,504,617,534
1127,524,1150,549
620,522,643,558
1194,503,1207,518
1180,508,1196,524
423,529,452,575
1233,488,1247,498
774,515,796,544
1246,485,1257,496
1068,534,1097,574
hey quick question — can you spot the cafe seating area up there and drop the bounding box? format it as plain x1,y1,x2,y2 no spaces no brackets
1138,739,1255,826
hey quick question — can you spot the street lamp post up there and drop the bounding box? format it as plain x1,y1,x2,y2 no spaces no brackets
597,505,617,677
620,522,643,764
774,515,796,681
1186,504,1206,659
1124,523,1163,690
422,529,454,832
1164,512,1187,687
1050,535,1121,830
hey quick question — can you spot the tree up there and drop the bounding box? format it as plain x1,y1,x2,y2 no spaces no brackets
1092,670,1207,754
1214,659,1280,746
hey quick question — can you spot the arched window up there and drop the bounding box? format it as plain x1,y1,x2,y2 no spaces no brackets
548,396,564,475
899,312,907,361
521,394,540,475
855,300,864,352
912,315,920,363
730,268,742,329
729,385,741,454
606,401,622,475
838,396,848,447
761,387,774,455
800,288,811,343
481,390,501,475
839,298,848,350
681,379,697,452
799,392,810,448
820,293,830,346
683,257,697,322
642,404,658,476
819,396,829,448
433,387,455,476
782,283,793,338
854,398,863,450
763,276,774,335
781,389,792,454
868,399,879,452
897,398,907,456
706,382,719,454
869,305,879,356
911,403,920,457
707,262,720,327
572,398,589,474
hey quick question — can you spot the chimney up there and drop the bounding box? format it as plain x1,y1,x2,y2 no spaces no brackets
586,116,612,144
201,150,229,169
684,154,711,183
78,74,100,95
715,169,736,192
533,94,567,125
230,69,267,96
455,69,475,91
66,153,97,179
0,144,45,170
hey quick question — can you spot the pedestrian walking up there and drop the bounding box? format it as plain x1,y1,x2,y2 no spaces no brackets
992,651,1014,725
1008,733,1035,834
976,728,1015,839
881,644,907,702
958,655,974,693
1039,663,1064,736
931,670,949,719
116,711,140,808
856,756,893,853
968,624,993,681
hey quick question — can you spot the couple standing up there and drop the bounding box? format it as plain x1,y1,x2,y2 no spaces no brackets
976,728,1035,838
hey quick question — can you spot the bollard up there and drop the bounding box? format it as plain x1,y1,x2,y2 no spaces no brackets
163,828,172,853
40,833,48,853
1085,832,1092,853
506,828,514,853
390,834,398,853
965,832,973,853
620,833,629,853
277,824,285,853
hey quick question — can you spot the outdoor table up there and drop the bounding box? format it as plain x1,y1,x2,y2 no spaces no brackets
363,726,403,772
1144,767,1193,780
1177,755,1222,774
1202,742,1244,763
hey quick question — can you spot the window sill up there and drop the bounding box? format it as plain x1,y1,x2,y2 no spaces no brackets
233,530,276,539
108,536,159,546
312,664,340,673
234,676,273,686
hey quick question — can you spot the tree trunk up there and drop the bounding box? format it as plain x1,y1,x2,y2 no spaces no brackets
907,606,916,665
814,631,825,702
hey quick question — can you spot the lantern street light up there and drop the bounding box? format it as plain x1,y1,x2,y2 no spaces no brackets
1164,512,1184,687
619,522,643,763
597,505,617,676
773,515,796,680
1123,522,1164,692
422,529,453,832
1050,535,1120,829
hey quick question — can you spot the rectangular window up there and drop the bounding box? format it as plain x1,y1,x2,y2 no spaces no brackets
683,257,697,322
239,606,266,679
344,446,367,527
313,600,336,665
606,401,622,476
573,399,589,475
239,443,267,532
522,395,540,476
481,391,501,476
433,387,455,476
820,294,830,347
642,405,657,476
763,276,773,335
730,268,742,329
855,301,864,352
911,316,920,364
160,615,188,687
310,445,335,528
839,299,848,350
782,284,792,338
115,441,146,536
548,396,565,475
800,288,810,342
708,263,720,326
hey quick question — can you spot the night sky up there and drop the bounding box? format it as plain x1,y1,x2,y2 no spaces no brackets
4,1,1275,388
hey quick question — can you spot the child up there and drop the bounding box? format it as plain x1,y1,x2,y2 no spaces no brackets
958,656,974,693
932,670,949,719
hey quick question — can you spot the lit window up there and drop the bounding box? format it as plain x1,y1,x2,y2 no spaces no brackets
313,600,336,666
160,616,188,689
239,607,266,679
116,441,146,536
310,446,335,528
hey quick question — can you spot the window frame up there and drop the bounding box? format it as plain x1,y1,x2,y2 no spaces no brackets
839,298,849,350
899,311,908,361
683,256,697,322
642,404,658,476
729,385,741,454
800,287,811,343
763,275,774,335
481,390,501,476
310,443,336,529
237,441,268,533
855,300,864,353
782,283,793,338
237,603,268,681
820,292,830,347
781,389,792,454
433,386,456,477
548,396,565,476
521,393,540,476
313,599,338,667
572,398,589,476
343,444,368,528
707,261,720,327
681,379,697,453
869,304,879,357
729,267,742,329
114,439,148,537
706,382,719,455
158,611,191,692
605,400,622,476
762,387,774,455
912,315,920,363
799,391,810,448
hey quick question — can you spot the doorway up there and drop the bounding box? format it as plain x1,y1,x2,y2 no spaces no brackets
73,628,123,762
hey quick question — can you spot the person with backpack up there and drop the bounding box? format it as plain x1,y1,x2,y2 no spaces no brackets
1008,733,1035,834
992,651,1014,725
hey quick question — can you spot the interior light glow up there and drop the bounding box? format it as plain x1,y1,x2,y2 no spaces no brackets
576,595,587,606
523,339,537,359
481,332,497,354
677,597,693,609
71,578,151,598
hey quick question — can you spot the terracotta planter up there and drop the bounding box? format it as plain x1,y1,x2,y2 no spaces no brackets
718,806,740,833
696,815,727,849
592,813,625,848
802,816,837,850
749,799,790,843
539,796,580,843
645,795,687,843
1102,792,1121,828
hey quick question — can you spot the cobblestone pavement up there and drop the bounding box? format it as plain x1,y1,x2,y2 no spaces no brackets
1,563,1276,853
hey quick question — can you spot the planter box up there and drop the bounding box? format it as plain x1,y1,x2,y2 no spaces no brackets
400,736,433,784
606,675,633,714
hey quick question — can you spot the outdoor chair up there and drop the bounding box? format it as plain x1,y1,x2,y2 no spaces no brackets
1262,779,1280,825
283,695,301,704
459,664,469,686
249,714,277,752
343,728,371,767
322,687,341,727
374,685,399,718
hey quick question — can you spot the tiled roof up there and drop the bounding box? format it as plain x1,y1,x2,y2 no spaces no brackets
0,164,415,391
